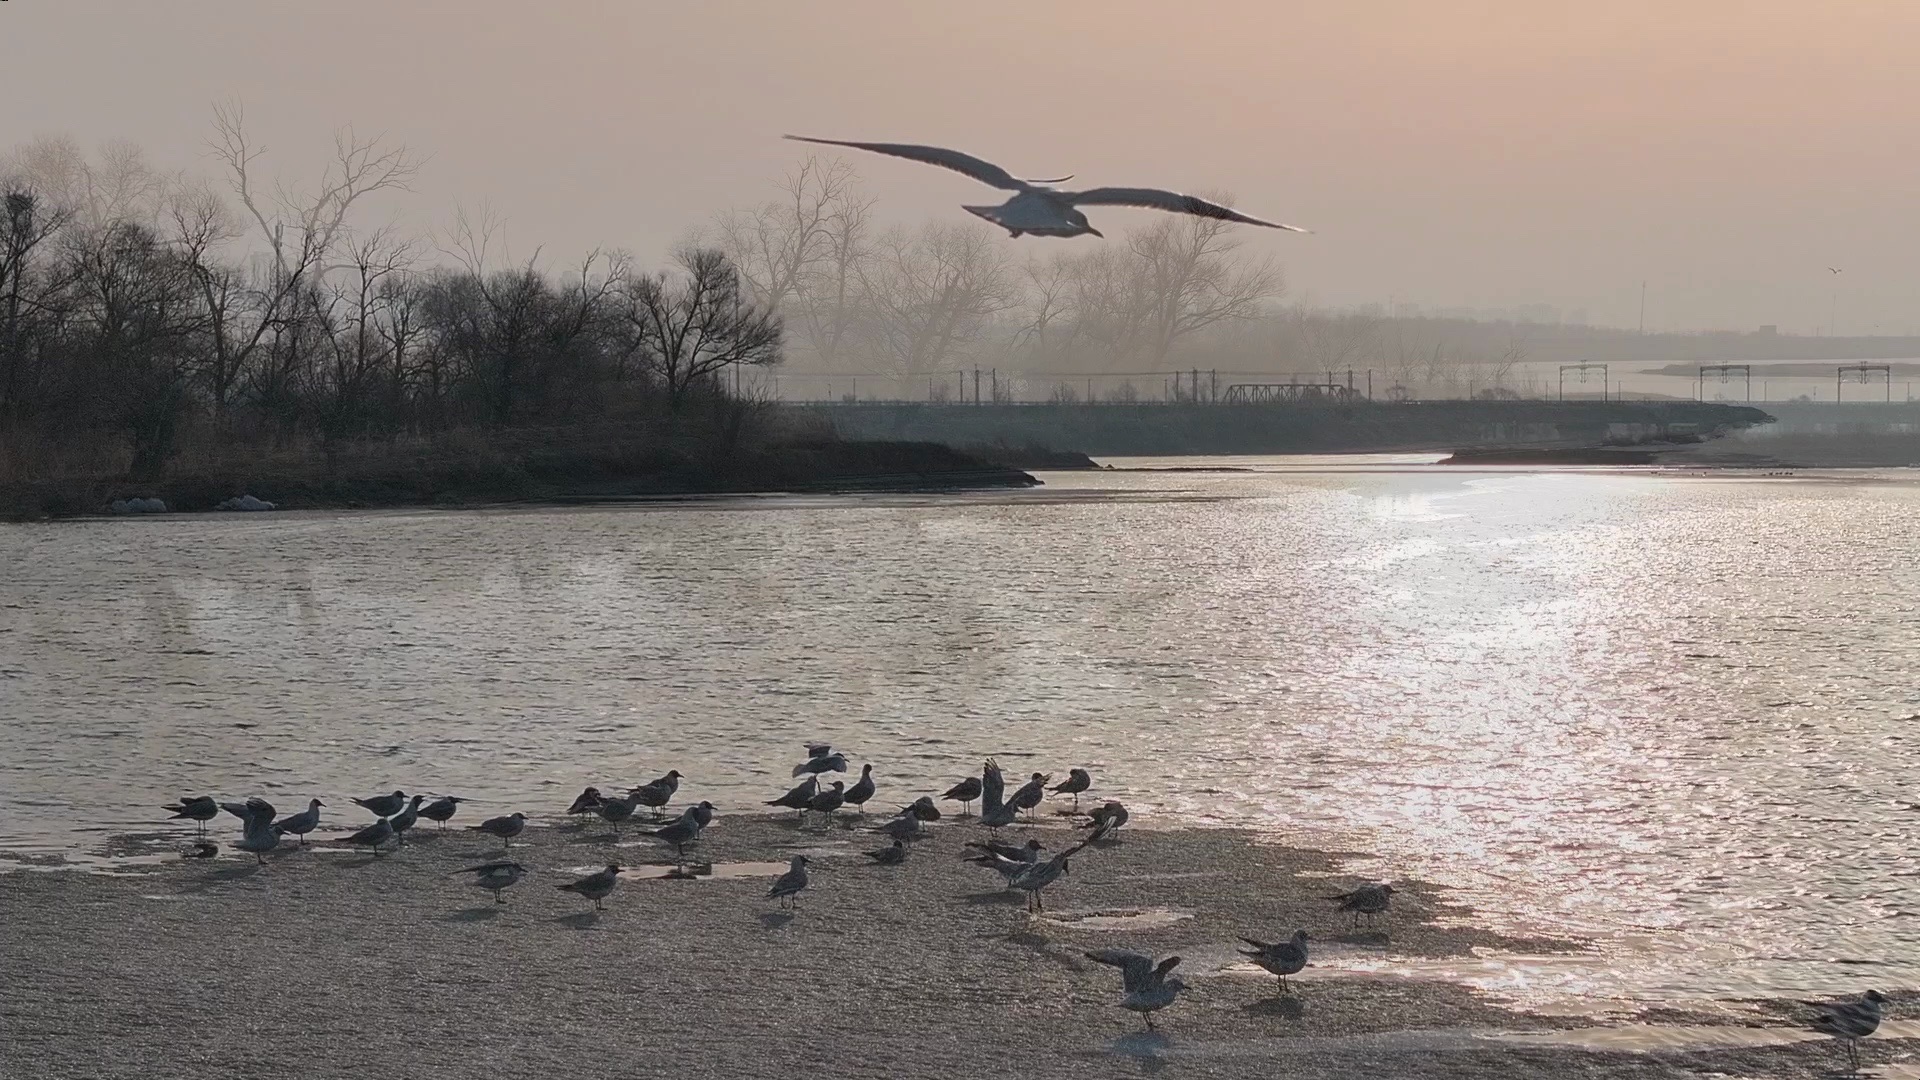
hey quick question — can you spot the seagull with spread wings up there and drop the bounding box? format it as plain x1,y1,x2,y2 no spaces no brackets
783,136,1308,239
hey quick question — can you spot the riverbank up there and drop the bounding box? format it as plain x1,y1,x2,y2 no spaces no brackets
2,814,1903,1079
0,434,1038,521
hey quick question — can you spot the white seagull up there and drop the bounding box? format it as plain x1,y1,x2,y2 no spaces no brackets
783,136,1308,239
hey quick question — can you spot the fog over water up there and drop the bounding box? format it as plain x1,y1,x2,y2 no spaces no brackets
4,461,1916,1003
5,2,1919,330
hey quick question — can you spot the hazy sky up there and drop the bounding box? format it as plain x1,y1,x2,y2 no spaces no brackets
5,2,1917,333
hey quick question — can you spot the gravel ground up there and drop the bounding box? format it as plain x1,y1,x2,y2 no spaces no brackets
1,812,1909,1079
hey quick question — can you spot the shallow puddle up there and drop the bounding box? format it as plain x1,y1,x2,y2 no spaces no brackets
1041,907,1194,930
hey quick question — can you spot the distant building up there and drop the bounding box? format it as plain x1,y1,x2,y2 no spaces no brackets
1755,324,1778,336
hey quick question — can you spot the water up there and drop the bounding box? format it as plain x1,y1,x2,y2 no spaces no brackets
3,456,1917,1004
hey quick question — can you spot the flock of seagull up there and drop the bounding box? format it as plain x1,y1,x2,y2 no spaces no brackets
161,746,1891,1054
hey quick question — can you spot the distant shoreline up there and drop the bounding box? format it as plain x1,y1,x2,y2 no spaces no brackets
0,437,1041,523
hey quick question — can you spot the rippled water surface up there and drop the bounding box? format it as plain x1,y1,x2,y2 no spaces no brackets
3,458,1917,1002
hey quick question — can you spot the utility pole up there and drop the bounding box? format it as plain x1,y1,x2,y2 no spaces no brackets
1638,280,1646,335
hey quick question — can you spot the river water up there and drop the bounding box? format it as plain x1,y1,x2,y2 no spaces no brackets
2,456,1916,1005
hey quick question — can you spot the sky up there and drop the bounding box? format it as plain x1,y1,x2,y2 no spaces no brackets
3,1,1917,334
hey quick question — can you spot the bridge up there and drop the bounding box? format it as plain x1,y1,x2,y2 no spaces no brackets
803,399,1775,457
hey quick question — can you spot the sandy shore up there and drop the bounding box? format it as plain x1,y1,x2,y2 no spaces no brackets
0,813,1907,1079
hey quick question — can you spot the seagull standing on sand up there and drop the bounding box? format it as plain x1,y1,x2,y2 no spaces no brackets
565,787,603,818
468,811,527,848
595,788,644,830
1240,930,1310,993
458,861,527,904
230,800,283,864
343,816,395,857
903,796,941,822
768,776,818,819
768,855,811,910
1051,768,1092,810
784,136,1309,239
941,776,982,815
352,790,407,819
844,764,876,812
1327,883,1395,928
387,794,426,846
557,864,623,911
1084,950,1188,1031
806,781,846,826
635,771,681,819
1009,841,1087,912
1008,772,1051,823
642,803,712,861
163,796,219,836
273,799,324,845
870,812,925,842
1809,989,1886,1073
1083,800,1129,841
420,795,463,830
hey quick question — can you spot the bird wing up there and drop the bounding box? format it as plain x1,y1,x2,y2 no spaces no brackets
1084,949,1156,991
783,136,1028,191
1065,187,1308,232
459,860,518,875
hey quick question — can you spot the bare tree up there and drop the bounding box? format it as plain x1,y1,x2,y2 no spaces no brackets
715,156,863,310
852,222,1014,387
1,135,165,229
210,99,422,281
1,188,76,420
716,155,874,371
619,248,782,409
1125,208,1283,365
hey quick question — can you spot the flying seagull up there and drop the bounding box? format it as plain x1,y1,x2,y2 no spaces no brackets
783,136,1308,239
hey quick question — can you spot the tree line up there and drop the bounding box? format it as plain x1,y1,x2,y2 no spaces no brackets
1,112,781,481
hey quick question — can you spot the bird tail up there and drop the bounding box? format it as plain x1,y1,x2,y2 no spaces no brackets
1239,937,1272,951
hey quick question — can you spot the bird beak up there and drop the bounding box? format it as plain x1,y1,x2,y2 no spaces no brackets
1086,227,1104,239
